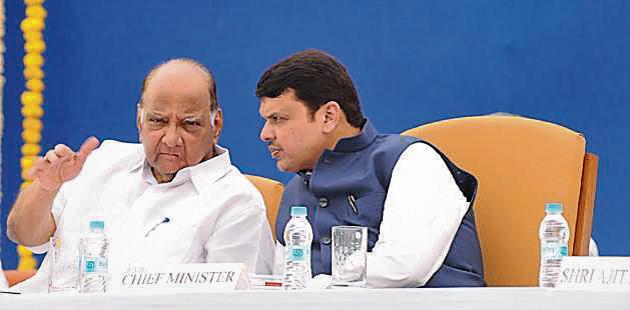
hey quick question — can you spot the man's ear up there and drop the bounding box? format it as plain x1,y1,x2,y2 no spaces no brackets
136,104,143,141
212,108,224,140
321,101,342,134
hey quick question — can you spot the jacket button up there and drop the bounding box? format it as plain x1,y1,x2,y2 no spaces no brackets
319,197,329,208
322,236,331,245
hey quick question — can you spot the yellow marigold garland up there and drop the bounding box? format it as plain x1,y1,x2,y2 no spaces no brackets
1,0,5,270
18,0,46,270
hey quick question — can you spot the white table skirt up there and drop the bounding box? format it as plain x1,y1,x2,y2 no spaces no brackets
2,287,630,310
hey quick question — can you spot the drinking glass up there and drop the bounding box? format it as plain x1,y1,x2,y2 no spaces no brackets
331,226,367,287
48,236,79,292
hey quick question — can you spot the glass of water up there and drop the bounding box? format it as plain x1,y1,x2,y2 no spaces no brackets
331,226,367,288
48,236,79,293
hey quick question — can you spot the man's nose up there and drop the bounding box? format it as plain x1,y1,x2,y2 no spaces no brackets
162,124,183,147
259,122,273,142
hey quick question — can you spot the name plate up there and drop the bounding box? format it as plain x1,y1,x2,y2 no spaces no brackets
110,263,249,292
558,256,630,289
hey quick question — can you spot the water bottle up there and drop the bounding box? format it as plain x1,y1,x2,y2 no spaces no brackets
79,220,109,292
283,206,313,290
538,202,570,287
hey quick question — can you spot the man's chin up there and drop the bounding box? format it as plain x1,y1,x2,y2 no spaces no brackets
276,160,295,173
153,163,184,176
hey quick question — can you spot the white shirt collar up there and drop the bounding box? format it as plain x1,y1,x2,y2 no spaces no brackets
132,145,232,193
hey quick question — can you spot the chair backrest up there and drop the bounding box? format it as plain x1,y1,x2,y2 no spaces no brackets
245,174,284,239
401,115,598,286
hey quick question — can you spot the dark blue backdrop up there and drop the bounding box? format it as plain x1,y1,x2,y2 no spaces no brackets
2,1,629,268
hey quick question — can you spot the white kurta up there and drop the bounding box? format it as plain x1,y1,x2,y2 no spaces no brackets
17,140,274,293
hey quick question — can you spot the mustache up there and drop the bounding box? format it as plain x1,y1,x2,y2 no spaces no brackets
267,143,282,151
158,147,183,156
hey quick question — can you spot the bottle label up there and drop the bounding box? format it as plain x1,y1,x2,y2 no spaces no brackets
286,245,309,261
84,256,108,273
541,244,562,259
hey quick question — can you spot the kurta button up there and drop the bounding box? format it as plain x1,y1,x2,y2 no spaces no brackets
319,197,329,208
322,236,331,245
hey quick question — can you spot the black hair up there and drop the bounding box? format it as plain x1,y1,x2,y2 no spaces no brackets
256,49,364,127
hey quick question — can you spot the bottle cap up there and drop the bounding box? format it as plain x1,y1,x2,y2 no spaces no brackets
89,220,105,230
290,206,308,217
545,202,563,212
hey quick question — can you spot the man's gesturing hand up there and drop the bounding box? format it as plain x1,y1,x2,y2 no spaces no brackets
27,137,100,192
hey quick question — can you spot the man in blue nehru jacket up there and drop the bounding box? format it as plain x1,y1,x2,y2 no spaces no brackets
256,49,485,288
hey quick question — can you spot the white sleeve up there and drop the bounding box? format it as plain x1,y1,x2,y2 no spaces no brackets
366,143,470,288
204,192,275,274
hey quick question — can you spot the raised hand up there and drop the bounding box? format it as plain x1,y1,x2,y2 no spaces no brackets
27,136,100,192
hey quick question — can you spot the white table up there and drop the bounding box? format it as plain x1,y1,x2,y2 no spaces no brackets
2,287,630,310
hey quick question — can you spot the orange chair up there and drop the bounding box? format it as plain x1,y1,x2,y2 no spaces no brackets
245,174,284,239
402,115,598,286
3,269,37,287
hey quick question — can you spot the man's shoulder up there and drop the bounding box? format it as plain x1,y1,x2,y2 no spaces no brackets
374,133,442,159
211,166,267,211
222,167,260,192
375,132,421,147
98,139,142,152
83,139,144,170
58,140,143,194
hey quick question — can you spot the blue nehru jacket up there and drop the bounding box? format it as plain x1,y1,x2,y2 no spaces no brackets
276,120,485,287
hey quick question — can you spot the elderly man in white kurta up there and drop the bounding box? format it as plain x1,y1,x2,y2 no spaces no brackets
7,59,274,292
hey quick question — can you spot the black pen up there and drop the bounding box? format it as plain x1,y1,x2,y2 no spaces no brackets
144,217,170,237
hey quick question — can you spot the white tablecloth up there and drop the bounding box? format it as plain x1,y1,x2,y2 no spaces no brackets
2,287,630,310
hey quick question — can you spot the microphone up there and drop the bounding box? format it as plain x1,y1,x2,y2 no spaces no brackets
145,217,170,237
